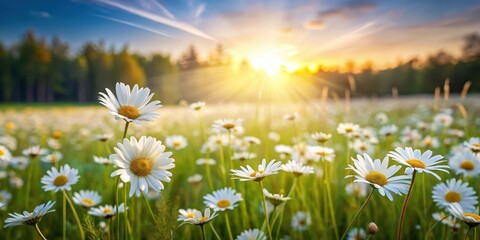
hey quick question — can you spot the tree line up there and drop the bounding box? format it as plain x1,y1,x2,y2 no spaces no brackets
0,31,479,103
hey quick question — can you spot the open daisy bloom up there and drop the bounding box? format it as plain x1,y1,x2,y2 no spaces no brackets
449,151,480,177
230,159,282,182
88,203,125,219
388,147,449,180
432,179,478,212
4,201,55,228
347,154,411,201
177,208,199,222
235,228,266,240
41,164,80,192
263,188,291,206
99,82,162,124
22,145,47,159
0,145,11,162
464,137,480,153
449,202,480,228
203,187,242,211
212,118,243,133
281,160,314,177
110,136,175,197
72,190,102,208
183,208,218,225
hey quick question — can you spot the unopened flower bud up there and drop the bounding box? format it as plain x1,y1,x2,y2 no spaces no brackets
367,222,379,235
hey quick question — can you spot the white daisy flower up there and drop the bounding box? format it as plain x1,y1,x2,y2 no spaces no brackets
187,174,203,185
41,152,63,164
281,160,314,177
94,156,113,165
309,146,336,162
375,113,388,124
432,178,478,212
379,124,398,137
432,212,449,224
189,101,206,111
0,135,16,150
449,151,480,177
353,140,374,155
212,118,243,133
0,145,12,162
347,228,366,240
420,136,440,149
464,137,480,153
337,123,360,136
177,208,199,221
4,201,55,227
263,188,291,206
203,187,242,211
311,132,332,144
345,182,368,198
47,138,62,150
268,132,280,142
347,154,412,201
73,190,102,208
94,133,113,142
274,145,292,159
88,203,125,219
99,82,162,124
230,159,282,182
232,152,257,161
388,147,449,180
110,136,175,197
449,202,480,226
9,156,29,170
235,228,266,240
291,211,311,231
183,208,218,225
434,113,453,127
144,188,161,200
22,145,47,158
0,190,12,207
243,136,261,145
196,158,216,165
41,164,80,192
165,135,188,150
283,112,299,121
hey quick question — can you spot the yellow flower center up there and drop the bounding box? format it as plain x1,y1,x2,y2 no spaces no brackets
0,149,4,156
216,199,231,208
250,170,264,177
53,175,69,187
464,213,480,221
365,171,388,186
173,141,181,147
5,122,15,130
472,144,480,153
50,156,57,163
460,160,475,171
199,216,208,221
299,219,306,225
82,198,94,206
424,140,432,146
444,191,461,203
360,145,367,151
102,208,113,214
118,105,140,119
222,123,235,129
186,213,195,218
130,158,153,177
345,127,353,133
52,131,62,139
406,159,426,169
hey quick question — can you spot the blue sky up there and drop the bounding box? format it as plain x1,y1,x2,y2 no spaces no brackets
1,0,479,68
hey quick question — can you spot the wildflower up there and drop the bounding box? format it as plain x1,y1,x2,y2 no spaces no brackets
0,190,12,208
345,182,368,198
311,132,332,144
183,208,218,225
232,152,257,161
284,112,299,121
41,164,80,192
110,136,175,197
0,145,11,162
187,174,203,185
177,208,199,221
72,190,102,208
9,156,28,170
189,101,206,111
379,124,398,137
203,187,242,211
196,158,216,165
309,146,336,162
94,133,113,142
347,228,366,240
41,152,63,164
464,137,480,153
99,82,162,124
449,202,480,226
420,136,440,149
337,123,360,136
236,229,266,240
432,179,477,212
22,145,47,158
347,154,411,201
165,135,188,150
263,188,291,206
291,211,311,231
281,160,314,177
388,147,448,180
4,201,55,227
353,140,374,155
93,156,113,165
434,113,453,127
230,159,282,182
88,203,125,219
449,151,480,177
212,118,243,133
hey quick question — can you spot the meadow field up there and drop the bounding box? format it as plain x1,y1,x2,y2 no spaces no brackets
0,86,479,240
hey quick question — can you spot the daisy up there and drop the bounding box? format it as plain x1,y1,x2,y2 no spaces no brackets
432,212,449,224
187,174,203,185
72,190,102,208
449,202,480,227
94,133,113,142
311,132,332,144
379,124,398,137
337,123,360,136
47,138,62,150
347,154,411,201
243,136,261,145
263,188,291,206
0,135,16,150
274,144,292,159
177,208,199,221
345,182,368,198
0,190,12,207
347,228,366,240
41,164,80,192
464,137,480,153
196,158,216,165
144,188,161,200
235,229,266,240
93,156,113,165
41,152,63,164
449,151,480,177
434,113,453,127
4,201,55,227
420,136,440,149
291,211,311,231
212,118,243,133
432,178,478,212
283,112,299,121
10,156,28,170
165,135,188,150
375,113,388,124
353,140,374,155
232,152,257,161
203,187,242,211
230,159,282,182
268,132,281,142
309,146,336,162
110,136,175,197
0,145,11,162
183,208,218,225
388,147,449,180
189,101,206,111
99,82,162,124
22,145,47,158
88,203,125,219
281,160,314,177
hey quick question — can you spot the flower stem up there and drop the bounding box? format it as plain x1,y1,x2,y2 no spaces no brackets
200,225,206,240
396,170,417,240
123,185,132,239
63,193,66,240
275,177,298,240
323,159,339,239
209,223,222,240
340,188,374,240
259,181,273,240
122,121,130,139
424,215,448,240
63,190,85,240
465,226,473,240
115,177,120,240
142,192,157,221
34,224,47,240
225,212,234,240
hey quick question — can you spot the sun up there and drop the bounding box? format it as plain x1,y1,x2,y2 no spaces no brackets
245,46,301,75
